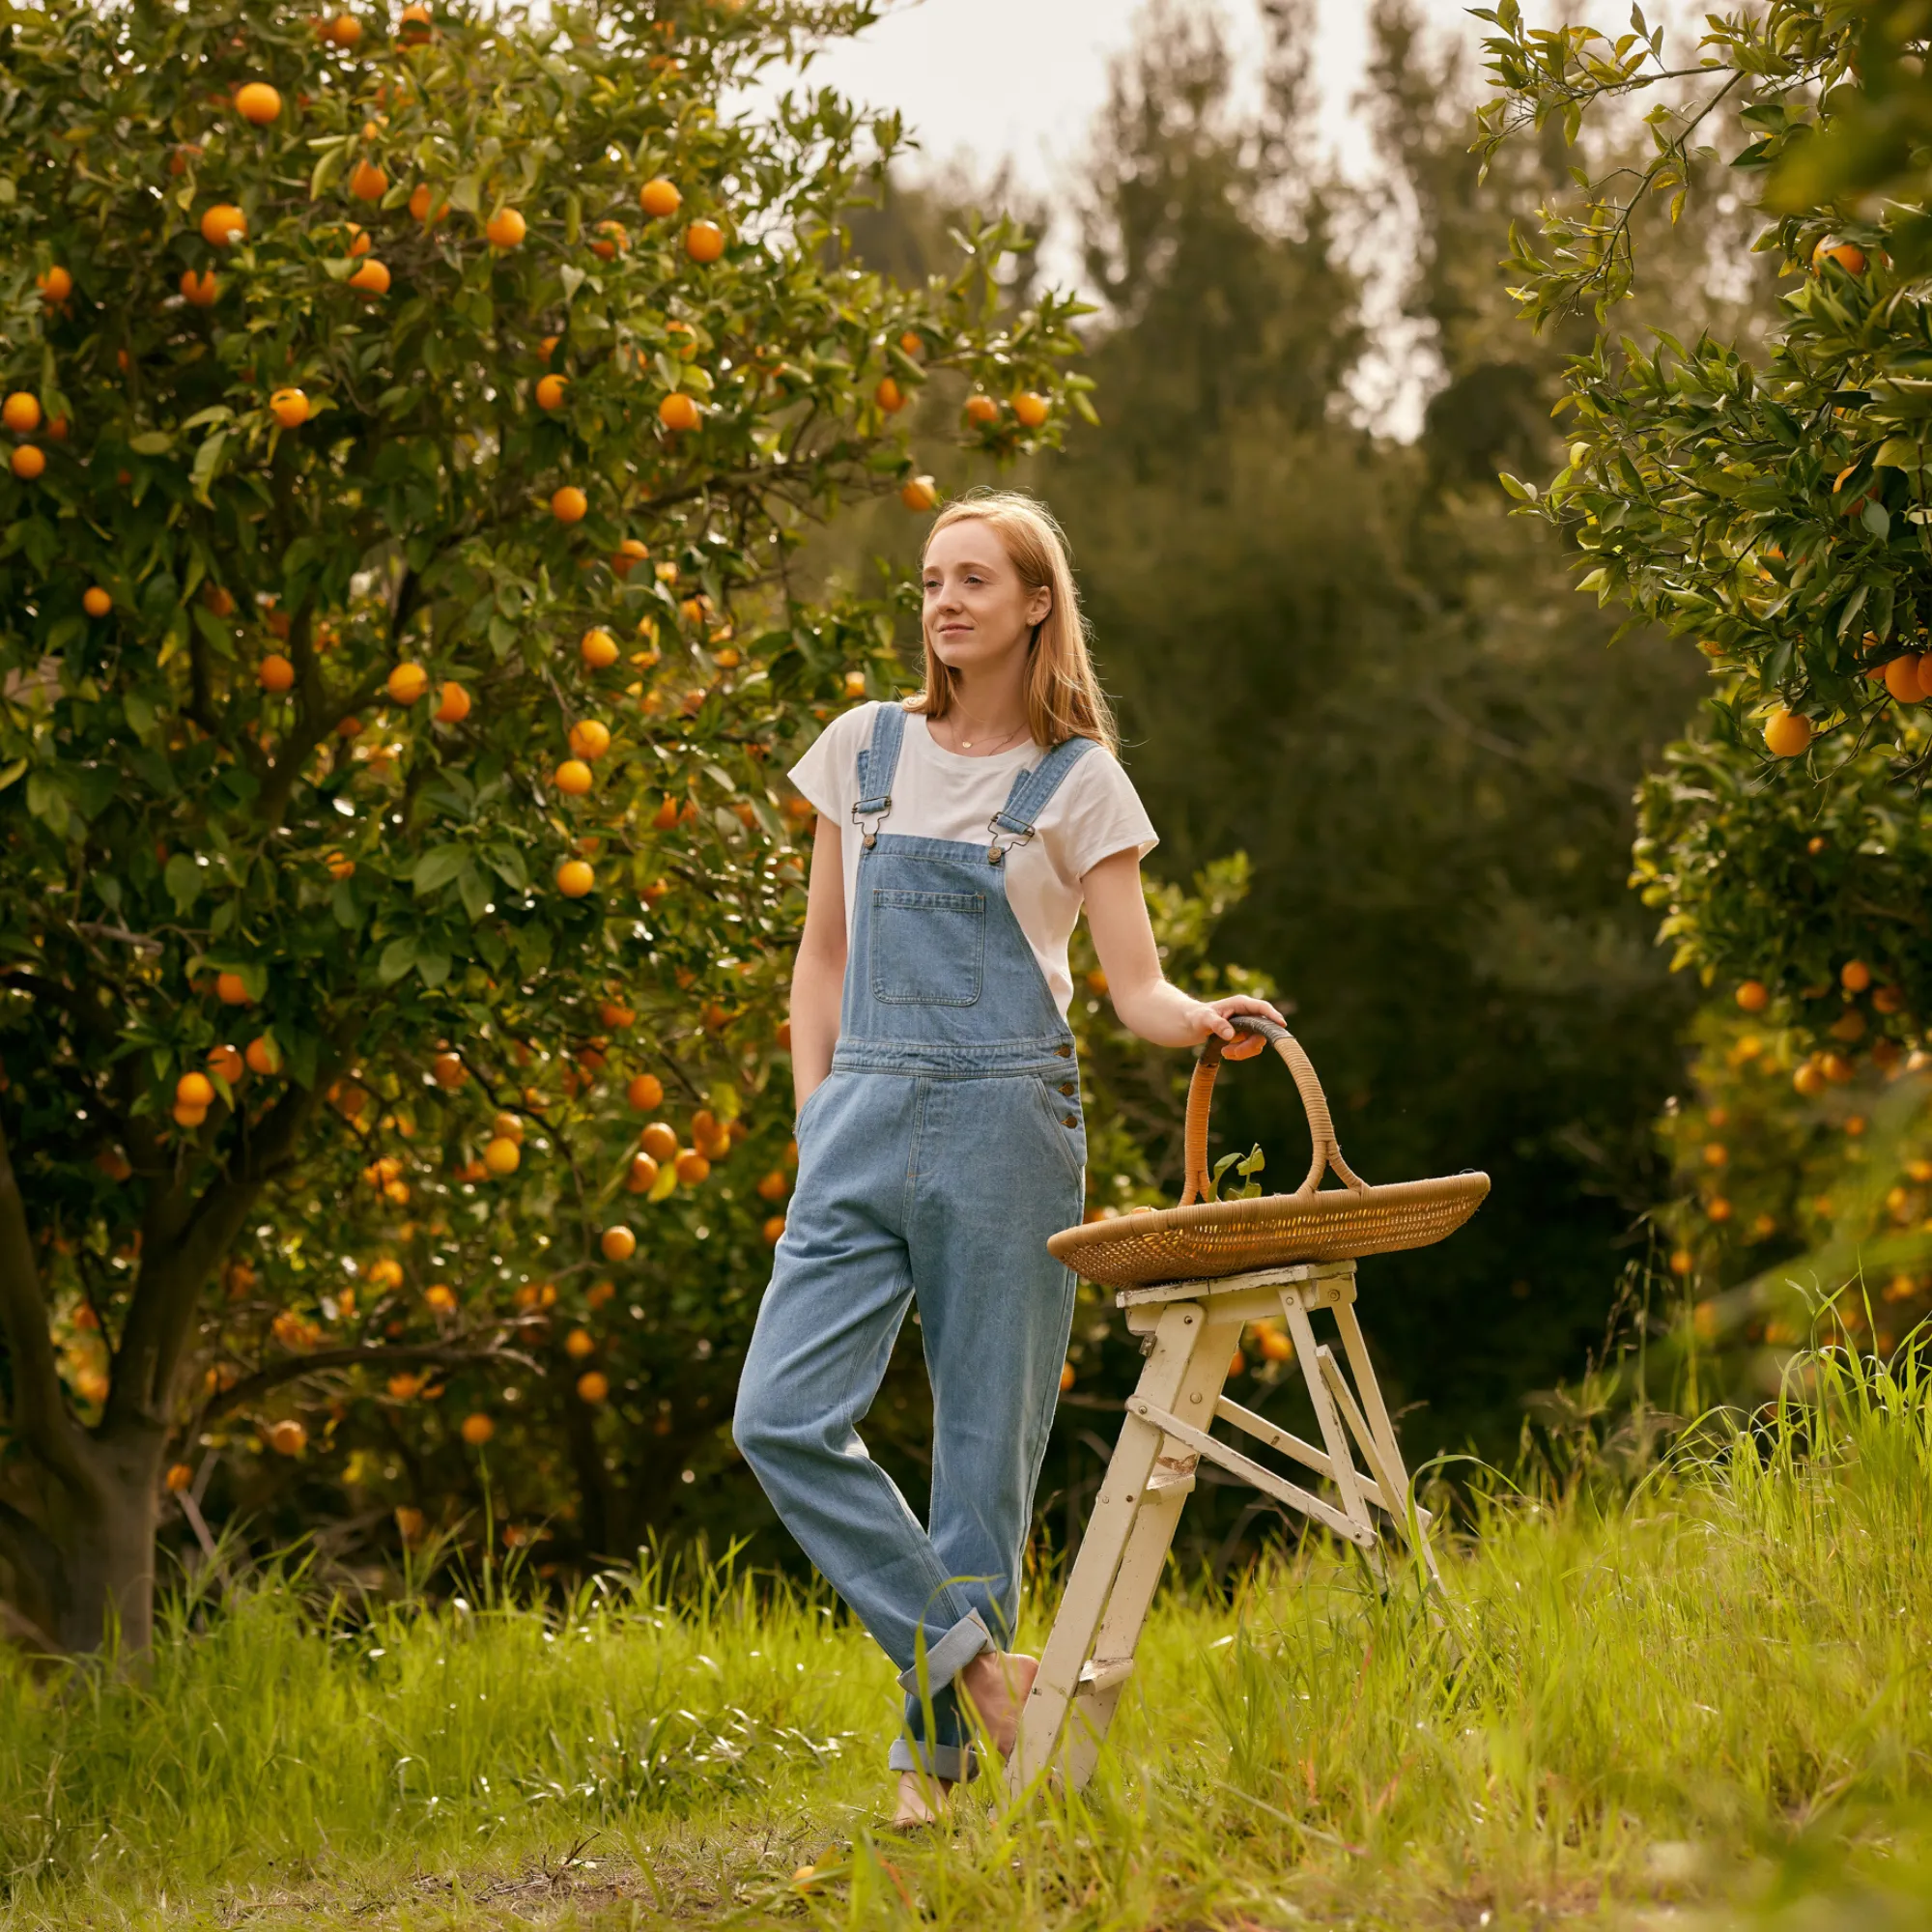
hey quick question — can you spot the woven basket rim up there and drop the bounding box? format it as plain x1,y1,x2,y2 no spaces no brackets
1047,1170,1492,1265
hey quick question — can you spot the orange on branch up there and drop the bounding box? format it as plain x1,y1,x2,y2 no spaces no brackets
244,1035,282,1075
552,485,587,523
600,1225,636,1262
1735,980,1769,1013
639,1121,677,1163
165,1463,193,1493
625,1152,659,1193
875,376,905,412
349,158,388,202
658,391,700,433
684,219,724,263
576,1371,610,1404
267,1419,307,1457
964,393,1000,426
215,971,253,1006
535,374,569,411
181,269,221,307
627,1073,665,1112
1842,959,1873,992
256,653,296,694
674,1149,710,1185
270,387,310,428
11,445,45,480
581,627,618,668
1012,390,1050,427
176,1071,215,1109
611,538,649,579
554,758,593,796
200,203,246,246
235,81,283,124
565,1327,596,1360
432,1052,467,1089
434,681,470,724
460,1411,495,1446
1812,237,1867,275
348,258,390,296
485,207,526,248
37,265,72,301
556,859,595,897
568,719,611,759
762,1214,786,1245
1764,709,1812,758
900,475,937,512
639,177,681,217
483,1135,521,1176
82,586,112,618
386,662,429,703
600,1000,635,1029
2,392,42,434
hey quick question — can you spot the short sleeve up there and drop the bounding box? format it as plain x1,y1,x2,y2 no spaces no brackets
786,701,876,823
1056,748,1159,881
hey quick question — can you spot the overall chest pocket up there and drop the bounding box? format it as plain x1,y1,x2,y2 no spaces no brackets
869,888,985,1006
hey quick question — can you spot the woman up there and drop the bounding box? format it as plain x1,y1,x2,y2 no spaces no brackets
733,490,1282,1825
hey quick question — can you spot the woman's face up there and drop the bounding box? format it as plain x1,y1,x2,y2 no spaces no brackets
921,520,1051,678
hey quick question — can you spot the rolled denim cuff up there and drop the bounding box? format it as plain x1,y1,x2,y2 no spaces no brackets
895,1607,993,1695
888,1733,978,1780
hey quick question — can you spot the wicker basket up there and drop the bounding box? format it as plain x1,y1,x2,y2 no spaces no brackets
1047,1016,1490,1291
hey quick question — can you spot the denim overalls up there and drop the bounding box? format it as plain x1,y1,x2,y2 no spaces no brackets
734,701,1096,1777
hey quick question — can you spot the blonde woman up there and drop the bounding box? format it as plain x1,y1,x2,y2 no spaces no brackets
732,489,1282,1824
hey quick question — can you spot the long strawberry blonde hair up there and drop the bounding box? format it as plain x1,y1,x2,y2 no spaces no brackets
908,489,1120,754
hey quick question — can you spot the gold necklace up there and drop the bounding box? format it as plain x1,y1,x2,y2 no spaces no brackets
952,711,1028,753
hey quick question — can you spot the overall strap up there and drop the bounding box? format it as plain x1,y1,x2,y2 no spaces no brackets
986,736,1100,866
852,702,906,848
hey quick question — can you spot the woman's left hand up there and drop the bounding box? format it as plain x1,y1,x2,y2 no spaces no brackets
1185,994,1290,1059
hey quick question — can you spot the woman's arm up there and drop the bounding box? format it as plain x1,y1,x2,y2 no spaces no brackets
788,813,848,1111
1081,847,1284,1058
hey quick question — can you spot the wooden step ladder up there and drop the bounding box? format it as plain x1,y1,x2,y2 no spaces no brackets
1009,1257,1438,1796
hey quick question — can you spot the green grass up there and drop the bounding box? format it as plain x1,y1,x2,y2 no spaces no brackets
9,1345,1932,1929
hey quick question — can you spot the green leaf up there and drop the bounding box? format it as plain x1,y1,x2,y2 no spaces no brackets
127,432,173,456
412,844,469,895
0,758,24,791
189,431,228,505
458,863,492,923
378,936,418,985
415,949,451,988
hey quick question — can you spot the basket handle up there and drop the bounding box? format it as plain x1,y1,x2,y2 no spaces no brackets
1179,1015,1369,1207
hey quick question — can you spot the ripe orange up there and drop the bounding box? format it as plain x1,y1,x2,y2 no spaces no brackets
244,1035,282,1074
581,627,618,668
552,484,588,523
658,391,700,432
11,444,45,480
181,268,221,307
177,1070,215,1109
486,207,526,248
1059,1361,1076,1392
432,1051,467,1089
1012,390,1050,427
900,475,937,512
611,537,649,579
434,680,470,723
483,1135,521,1175
623,1072,664,1113
1735,980,1769,1013
684,219,724,263
398,2,434,43
875,376,905,412
2,392,41,434
172,1101,207,1129
639,177,681,217
674,1148,710,1185
577,1370,610,1404
755,1170,788,1203
386,661,429,703
348,258,390,296
203,584,236,617
215,971,253,1006
535,373,569,410
626,1151,660,1192
601,1225,636,1262
568,718,611,759
1812,237,1866,275
460,1411,496,1446
1841,959,1873,992
349,158,387,202
325,13,362,46
165,1463,194,1492
270,386,310,428
590,220,629,259
324,848,355,879
258,652,296,693
83,586,111,617
425,1283,457,1313
37,265,72,301
267,1419,308,1457
408,182,444,224
1822,1051,1856,1084
236,81,283,124
565,1327,596,1359
762,1214,785,1245
639,1120,678,1162
200,203,246,246
1764,709,1811,758
1874,983,1906,1013
899,330,924,355
556,858,595,897
554,758,593,796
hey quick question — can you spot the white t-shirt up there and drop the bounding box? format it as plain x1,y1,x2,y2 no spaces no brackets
788,700,1159,1018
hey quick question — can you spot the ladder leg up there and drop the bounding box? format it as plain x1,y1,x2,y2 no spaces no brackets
1010,1301,1213,1795
1333,1299,1442,1587
1279,1293,1375,1547
1059,1309,1243,1792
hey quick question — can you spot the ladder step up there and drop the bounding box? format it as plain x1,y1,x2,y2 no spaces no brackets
1077,1656,1135,1693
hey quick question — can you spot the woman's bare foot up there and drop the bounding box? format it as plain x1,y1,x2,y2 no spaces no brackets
956,1648,1039,1758
891,1768,952,1829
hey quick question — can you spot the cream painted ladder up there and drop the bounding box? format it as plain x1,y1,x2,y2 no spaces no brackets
1009,1257,1439,1796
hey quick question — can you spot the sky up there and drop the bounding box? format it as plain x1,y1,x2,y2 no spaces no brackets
764,0,1488,431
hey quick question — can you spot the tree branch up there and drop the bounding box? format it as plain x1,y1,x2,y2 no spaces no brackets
0,1118,90,1492
193,1335,522,1435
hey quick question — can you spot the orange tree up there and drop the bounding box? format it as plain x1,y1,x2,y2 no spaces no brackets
0,0,1090,1650
1474,3,1932,1060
